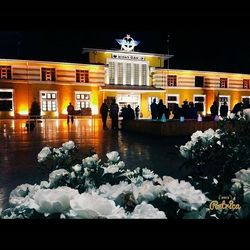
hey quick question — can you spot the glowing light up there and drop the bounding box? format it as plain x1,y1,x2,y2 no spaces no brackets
18,111,29,115
62,109,68,115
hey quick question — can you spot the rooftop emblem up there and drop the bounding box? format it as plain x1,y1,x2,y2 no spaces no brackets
116,34,140,52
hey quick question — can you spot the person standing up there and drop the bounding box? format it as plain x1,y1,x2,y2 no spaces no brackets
67,102,75,124
109,99,119,130
29,97,41,119
220,101,228,118
100,99,109,129
135,106,140,119
210,101,219,120
150,98,158,120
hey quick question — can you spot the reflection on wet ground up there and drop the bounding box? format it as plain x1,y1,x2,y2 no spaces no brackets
0,118,189,209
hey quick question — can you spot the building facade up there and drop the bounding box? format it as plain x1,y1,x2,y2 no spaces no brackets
1,35,250,119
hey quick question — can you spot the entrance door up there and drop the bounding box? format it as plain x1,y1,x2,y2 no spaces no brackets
116,94,140,111
219,95,230,116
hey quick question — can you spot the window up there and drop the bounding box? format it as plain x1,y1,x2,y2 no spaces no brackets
109,62,115,84
117,63,123,84
242,96,250,106
166,94,179,111
148,97,159,111
41,91,57,112
76,70,89,83
41,68,56,81
0,66,11,80
243,79,249,89
134,64,139,85
126,63,131,85
219,95,230,115
195,76,204,87
75,92,91,109
0,89,13,111
141,64,147,86
167,75,177,87
220,78,228,88
193,95,206,114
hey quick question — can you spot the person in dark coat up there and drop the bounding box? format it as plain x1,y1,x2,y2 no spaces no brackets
182,100,190,119
210,101,219,119
150,98,158,120
109,99,119,130
188,102,198,119
29,97,41,119
231,102,243,115
220,102,228,118
157,99,168,120
100,99,109,129
135,106,140,119
172,103,181,119
67,102,75,124
127,105,135,120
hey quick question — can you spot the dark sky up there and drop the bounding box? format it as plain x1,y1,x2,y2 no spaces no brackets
1,31,250,74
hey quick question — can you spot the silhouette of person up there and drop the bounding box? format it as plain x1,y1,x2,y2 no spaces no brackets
172,103,181,119
29,97,41,119
109,99,119,130
150,98,158,120
210,101,219,120
188,102,198,119
220,101,228,118
157,99,168,120
100,99,109,129
67,102,75,124
135,106,140,119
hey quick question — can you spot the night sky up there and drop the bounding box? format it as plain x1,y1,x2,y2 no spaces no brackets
1,1,250,74
1,31,250,74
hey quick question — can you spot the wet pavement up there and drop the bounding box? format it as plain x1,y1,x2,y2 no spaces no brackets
0,118,189,210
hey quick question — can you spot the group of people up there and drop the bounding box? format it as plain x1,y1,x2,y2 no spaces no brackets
150,99,199,120
210,99,250,119
150,98,170,120
100,99,140,130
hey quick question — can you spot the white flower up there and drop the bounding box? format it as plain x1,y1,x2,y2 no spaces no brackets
232,168,250,203
82,154,99,168
71,172,76,179
191,130,204,143
67,193,126,219
97,182,132,201
229,113,236,119
40,181,50,189
72,164,82,173
49,169,69,186
33,187,79,214
135,181,163,203
62,141,75,150
129,202,166,219
37,147,52,163
130,176,144,185
162,177,207,211
243,109,250,120
142,168,158,180
106,151,120,162
203,128,216,141
53,148,63,157
217,141,221,146
9,184,40,208
104,164,120,174
117,161,125,168
213,178,218,185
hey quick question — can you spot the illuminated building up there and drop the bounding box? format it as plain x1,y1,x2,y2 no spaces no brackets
1,34,250,119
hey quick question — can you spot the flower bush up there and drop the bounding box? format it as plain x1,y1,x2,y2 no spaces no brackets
178,119,250,218
1,141,209,219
